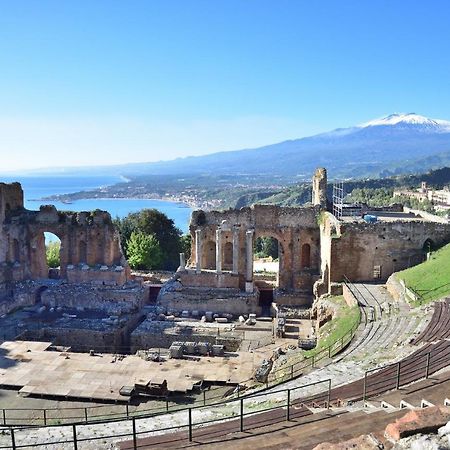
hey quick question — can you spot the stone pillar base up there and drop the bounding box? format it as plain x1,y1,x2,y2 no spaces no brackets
245,281,254,293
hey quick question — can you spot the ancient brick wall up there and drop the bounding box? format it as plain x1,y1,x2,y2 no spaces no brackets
0,183,130,285
321,214,450,285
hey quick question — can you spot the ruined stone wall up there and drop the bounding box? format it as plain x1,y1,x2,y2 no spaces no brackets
178,269,241,289
322,214,450,286
130,320,242,352
312,168,327,208
157,278,261,316
189,204,321,293
0,185,130,285
40,283,146,314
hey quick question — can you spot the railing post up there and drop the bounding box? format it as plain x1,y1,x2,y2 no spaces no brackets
188,407,193,442
84,407,88,423
10,427,15,450
240,398,244,432
43,408,47,426
286,389,291,421
362,371,368,402
426,352,431,379
396,361,401,390
126,404,129,419
327,379,331,409
132,416,137,450
73,424,78,450
290,364,294,379
166,397,169,412
2,409,5,426
203,389,206,405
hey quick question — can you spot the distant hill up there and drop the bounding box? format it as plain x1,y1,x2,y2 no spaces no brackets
115,113,450,180
9,113,450,182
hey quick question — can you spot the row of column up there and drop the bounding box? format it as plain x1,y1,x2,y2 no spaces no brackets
193,227,254,283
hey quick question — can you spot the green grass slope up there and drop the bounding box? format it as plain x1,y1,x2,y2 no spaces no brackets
397,243,450,303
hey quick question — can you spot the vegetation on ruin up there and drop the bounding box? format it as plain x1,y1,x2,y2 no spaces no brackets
114,209,183,270
304,296,360,358
397,242,450,304
46,241,60,268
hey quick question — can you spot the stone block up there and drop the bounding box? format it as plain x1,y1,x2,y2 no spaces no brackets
385,406,450,441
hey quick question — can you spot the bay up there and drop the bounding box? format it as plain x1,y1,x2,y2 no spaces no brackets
1,175,192,234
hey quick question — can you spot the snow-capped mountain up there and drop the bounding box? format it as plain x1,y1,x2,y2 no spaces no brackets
26,113,450,181
114,112,450,180
360,113,450,131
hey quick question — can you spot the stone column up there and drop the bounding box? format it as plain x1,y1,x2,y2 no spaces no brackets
215,228,222,274
232,226,239,275
195,229,202,274
179,252,186,271
245,229,254,292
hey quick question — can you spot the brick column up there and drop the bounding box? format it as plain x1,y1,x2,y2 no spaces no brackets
215,228,222,274
232,226,239,275
195,229,202,274
245,229,254,292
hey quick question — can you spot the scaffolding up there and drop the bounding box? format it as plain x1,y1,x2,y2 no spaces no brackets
332,181,344,220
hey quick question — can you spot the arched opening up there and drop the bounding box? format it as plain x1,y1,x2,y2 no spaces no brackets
10,238,20,263
422,238,435,261
202,240,216,270
29,232,64,279
301,243,311,268
35,286,48,305
79,240,87,263
45,233,62,279
253,236,281,314
223,242,233,269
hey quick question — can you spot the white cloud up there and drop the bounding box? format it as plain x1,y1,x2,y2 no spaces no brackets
0,116,323,171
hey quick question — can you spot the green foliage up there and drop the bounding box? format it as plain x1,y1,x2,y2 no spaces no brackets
46,241,60,268
345,187,394,206
180,234,192,259
303,296,360,357
393,195,435,213
126,231,163,270
114,209,182,270
397,243,450,304
254,237,278,259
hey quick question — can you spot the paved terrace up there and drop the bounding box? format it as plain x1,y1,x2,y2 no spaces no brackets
0,341,264,401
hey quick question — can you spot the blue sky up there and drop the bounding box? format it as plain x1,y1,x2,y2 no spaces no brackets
1,0,450,170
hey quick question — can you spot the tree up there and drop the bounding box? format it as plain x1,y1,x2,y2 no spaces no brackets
126,231,163,270
46,241,60,268
180,234,192,260
115,209,182,270
254,237,279,259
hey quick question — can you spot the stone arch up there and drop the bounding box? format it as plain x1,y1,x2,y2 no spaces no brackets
202,240,216,270
253,231,285,288
29,230,65,280
301,243,311,268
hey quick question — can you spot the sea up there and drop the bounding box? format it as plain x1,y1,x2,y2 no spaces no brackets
1,175,192,237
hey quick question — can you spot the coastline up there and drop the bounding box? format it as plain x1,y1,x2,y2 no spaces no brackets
40,194,202,210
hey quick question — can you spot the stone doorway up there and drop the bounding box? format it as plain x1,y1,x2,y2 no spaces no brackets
258,288,274,316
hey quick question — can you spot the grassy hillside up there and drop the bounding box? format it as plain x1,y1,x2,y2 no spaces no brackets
397,243,450,304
